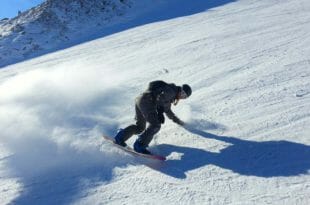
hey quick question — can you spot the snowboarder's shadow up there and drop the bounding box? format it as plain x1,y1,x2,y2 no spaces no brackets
153,126,310,179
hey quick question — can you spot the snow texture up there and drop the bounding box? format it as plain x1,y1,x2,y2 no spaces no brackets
0,0,310,204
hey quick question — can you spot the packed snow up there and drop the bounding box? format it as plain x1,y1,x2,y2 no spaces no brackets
0,0,310,204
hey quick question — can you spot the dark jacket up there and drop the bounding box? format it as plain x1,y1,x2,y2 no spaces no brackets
144,81,182,124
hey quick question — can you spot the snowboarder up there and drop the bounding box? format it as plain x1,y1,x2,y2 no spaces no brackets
114,80,192,154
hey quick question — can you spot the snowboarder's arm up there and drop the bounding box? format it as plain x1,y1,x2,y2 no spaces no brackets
165,106,184,126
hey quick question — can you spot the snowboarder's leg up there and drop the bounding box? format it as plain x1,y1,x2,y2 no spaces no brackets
122,105,146,141
115,105,146,146
134,110,161,154
137,123,161,147
135,95,161,149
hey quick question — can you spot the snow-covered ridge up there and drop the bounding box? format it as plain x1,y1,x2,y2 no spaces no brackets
0,0,149,68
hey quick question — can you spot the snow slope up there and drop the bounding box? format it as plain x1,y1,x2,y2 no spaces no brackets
1,0,310,204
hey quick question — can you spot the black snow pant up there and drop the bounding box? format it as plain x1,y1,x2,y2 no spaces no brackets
121,93,161,147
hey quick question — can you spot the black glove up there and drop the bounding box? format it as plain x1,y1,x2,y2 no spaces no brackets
157,106,165,124
158,113,165,124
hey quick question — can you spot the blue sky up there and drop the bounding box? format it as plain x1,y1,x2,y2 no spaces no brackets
0,0,44,19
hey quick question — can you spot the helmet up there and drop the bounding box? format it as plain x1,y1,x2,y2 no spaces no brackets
182,84,192,97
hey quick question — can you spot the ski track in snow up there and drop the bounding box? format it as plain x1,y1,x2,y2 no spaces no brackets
1,0,310,204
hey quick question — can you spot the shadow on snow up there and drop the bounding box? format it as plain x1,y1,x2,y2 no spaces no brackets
154,125,310,179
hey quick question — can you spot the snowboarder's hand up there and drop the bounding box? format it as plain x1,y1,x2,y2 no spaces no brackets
158,113,165,124
157,106,165,124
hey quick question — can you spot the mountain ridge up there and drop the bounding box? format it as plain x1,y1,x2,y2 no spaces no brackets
0,0,144,68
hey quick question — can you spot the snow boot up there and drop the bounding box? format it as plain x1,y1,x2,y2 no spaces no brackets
134,140,151,155
114,129,127,147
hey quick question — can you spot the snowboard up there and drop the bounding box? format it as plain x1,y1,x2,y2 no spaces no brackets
102,135,166,161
